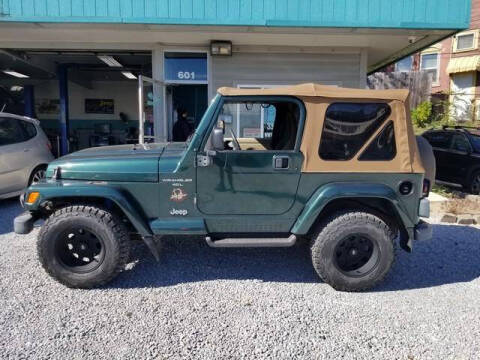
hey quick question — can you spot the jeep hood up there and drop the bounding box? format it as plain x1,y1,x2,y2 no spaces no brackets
46,143,188,182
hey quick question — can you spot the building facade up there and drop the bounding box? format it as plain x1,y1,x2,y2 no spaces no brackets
393,0,480,121
0,0,471,154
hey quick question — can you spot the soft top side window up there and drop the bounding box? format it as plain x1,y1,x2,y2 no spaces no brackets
359,121,396,161
319,102,392,161
209,98,302,151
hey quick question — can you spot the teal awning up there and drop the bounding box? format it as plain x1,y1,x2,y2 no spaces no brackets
0,0,471,30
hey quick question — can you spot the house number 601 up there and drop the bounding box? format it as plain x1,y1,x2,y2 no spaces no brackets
178,71,195,80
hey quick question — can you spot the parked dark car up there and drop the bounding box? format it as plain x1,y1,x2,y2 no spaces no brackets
422,126,480,194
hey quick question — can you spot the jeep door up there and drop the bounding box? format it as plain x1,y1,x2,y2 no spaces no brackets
196,97,304,216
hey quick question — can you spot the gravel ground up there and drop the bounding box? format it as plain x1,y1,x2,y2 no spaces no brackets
1,198,480,359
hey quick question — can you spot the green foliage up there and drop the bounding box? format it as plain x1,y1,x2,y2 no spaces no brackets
431,184,455,199
411,101,432,128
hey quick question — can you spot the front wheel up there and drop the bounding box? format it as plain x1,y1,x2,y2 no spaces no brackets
37,205,130,288
310,211,395,292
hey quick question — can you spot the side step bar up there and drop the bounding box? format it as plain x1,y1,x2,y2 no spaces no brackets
205,235,297,248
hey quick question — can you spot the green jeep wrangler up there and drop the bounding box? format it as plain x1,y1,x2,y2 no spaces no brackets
14,84,433,292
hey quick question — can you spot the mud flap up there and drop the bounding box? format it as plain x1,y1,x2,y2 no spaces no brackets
399,228,413,253
142,236,162,261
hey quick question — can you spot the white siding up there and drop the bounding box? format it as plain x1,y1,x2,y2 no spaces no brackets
211,52,361,98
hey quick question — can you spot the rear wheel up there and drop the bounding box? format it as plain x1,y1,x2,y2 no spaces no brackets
37,205,130,288
468,170,480,194
310,211,395,292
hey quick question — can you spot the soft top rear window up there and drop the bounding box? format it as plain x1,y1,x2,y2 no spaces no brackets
319,102,392,161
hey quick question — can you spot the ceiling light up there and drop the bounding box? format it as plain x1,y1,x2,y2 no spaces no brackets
210,41,232,56
121,71,137,80
3,70,30,78
98,55,123,67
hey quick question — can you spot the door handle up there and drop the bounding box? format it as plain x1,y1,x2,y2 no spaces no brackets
273,155,290,170
23,148,30,152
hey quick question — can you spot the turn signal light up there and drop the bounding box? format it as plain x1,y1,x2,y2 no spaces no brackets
26,192,40,204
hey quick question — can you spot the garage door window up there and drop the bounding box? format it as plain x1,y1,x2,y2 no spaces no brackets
0,118,25,146
319,103,391,160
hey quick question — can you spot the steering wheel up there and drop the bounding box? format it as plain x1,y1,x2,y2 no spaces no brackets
229,129,241,151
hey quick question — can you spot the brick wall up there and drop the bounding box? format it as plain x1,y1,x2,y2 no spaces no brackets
426,0,480,95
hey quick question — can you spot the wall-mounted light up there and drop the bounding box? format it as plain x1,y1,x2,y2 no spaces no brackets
3,70,30,78
210,41,232,56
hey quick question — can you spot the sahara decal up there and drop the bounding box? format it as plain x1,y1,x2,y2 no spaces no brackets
162,178,193,187
170,188,188,202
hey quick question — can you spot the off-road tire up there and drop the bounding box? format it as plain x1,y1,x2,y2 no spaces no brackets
37,205,130,289
310,211,395,292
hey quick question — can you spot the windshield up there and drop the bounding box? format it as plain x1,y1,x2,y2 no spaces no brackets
185,94,221,149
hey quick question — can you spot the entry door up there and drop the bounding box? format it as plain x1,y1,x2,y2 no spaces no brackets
451,73,475,122
196,98,303,215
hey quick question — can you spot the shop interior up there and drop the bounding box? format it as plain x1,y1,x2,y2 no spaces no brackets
0,49,152,156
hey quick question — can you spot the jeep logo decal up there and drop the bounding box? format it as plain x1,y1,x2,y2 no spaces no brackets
170,208,188,216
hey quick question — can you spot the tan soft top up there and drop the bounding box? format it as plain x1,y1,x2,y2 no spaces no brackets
217,83,424,175
218,83,409,102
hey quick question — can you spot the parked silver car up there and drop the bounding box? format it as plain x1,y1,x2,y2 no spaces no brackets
0,113,54,199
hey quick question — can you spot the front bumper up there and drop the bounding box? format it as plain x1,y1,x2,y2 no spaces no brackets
14,212,39,235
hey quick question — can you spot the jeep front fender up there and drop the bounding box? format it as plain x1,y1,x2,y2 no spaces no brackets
291,182,414,235
25,181,153,236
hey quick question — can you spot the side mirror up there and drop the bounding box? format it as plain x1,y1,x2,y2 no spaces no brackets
211,128,224,151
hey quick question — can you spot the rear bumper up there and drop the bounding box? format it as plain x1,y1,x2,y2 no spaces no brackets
14,212,38,235
414,220,432,241
419,198,430,218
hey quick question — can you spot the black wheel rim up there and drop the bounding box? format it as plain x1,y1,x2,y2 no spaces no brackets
334,234,380,277
54,227,105,273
